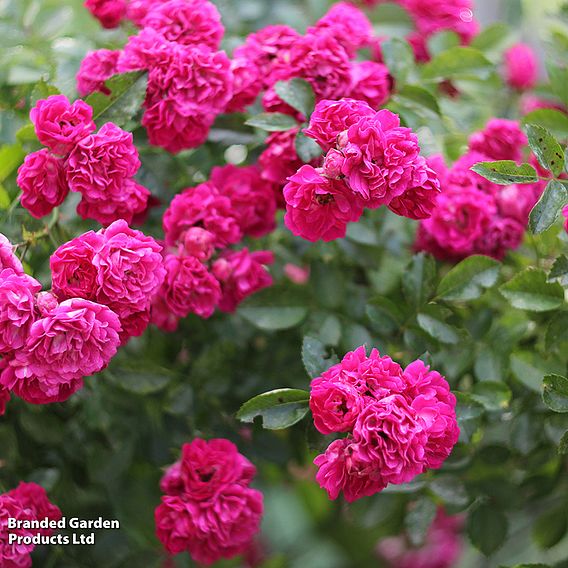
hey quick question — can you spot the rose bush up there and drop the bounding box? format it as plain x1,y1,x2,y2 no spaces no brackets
0,0,567,567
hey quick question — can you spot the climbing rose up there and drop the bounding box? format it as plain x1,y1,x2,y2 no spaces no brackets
504,43,538,90
117,27,171,72
76,49,120,96
142,0,223,50
0,269,41,354
180,228,215,261
213,249,274,313
85,0,127,28
225,58,262,113
563,205,568,233
468,118,527,162
283,165,363,242
163,183,242,248
377,508,464,568
1,298,121,404
30,95,95,156
0,493,35,567
210,165,277,237
153,254,221,324
8,482,62,535
0,234,23,274
17,150,68,218
304,98,375,152
309,2,373,57
160,461,184,496
349,61,392,109
0,384,9,416
66,122,141,200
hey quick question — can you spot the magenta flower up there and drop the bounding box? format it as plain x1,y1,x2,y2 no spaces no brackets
225,58,262,113
349,61,392,109
8,482,62,536
30,95,95,156
504,43,538,91
85,0,127,28
0,234,23,274
468,118,528,162
76,49,119,96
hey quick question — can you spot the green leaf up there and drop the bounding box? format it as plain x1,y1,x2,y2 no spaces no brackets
381,38,414,87
366,296,405,335
543,374,568,413
402,253,436,308
549,255,568,287
470,161,538,185
455,392,485,442
274,79,315,118
510,352,546,392
85,71,148,129
545,312,568,352
422,46,493,81
470,23,509,51
547,63,568,108
405,497,437,547
107,367,173,395
429,475,469,507
394,85,441,116
246,112,298,132
236,388,310,429
499,268,565,312
295,131,322,162
525,124,565,176
468,503,508,555
417,313,460,344
436,256,500,301
529,180,568,234
0,184,10,209
558,431,568,454
302,336,337,378
471,382,512,411
0,144,25,182
522,109,568,140
239,306,307,330
427,31,460,56
16,124,38,144
533,507,568,549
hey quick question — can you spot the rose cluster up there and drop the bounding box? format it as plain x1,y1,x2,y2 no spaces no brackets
376,508,464,568
17,95,151,226
81,1,392,154
415,118,545,261
310,346,459,502
0,482,61,568
155,438,263,566
280,99,440,242
0,220,164,408
152,164,275,331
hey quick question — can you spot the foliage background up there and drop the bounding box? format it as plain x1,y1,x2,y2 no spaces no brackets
1,0,568,567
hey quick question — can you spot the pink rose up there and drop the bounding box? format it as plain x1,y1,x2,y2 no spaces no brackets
353,395,428,485
520,94,567,115
225,58,262,113
314,438,386,502
76,49,119,96
476,217,525,260
17,150,68,218
30,95,95,156
283,165,364,242
0,269,41,354
160,461,184,496
310,376,364,434
468,118,527,162
233,25,301,88
2,298,121,404
504,43,538,90
210,164,277,237
0,234,23,274
155,496,195,555
0,494,35,567
180,228,215,261
213,249,274,312
283,263,310,285
7,482,62,536
349,61,392,109
142,0,223,50
66,122,141,200
93,220,166,336
309,2,373,57
85,0,127,28
50,230,104,301
0,383,9,416
304,98,375,152
117,28,171,72
403,360,459,469
563,205,568,233
163,182,242,248
154,254,221,322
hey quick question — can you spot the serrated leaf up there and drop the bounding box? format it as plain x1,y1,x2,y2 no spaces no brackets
529,180,568,234
471,381,512,411
239,306,307,330
236,388,310,429
500,268,565,312
0,144,25,182
547,63,568,108
394,85,441,116
522,109,568,139
274,79,315,118
302,336,337,378
455,392,485,442
429,475,469,507
405,497,437,547
468,503,508,555
295,131,322,162
107,367,173,395
525,124,565,176
558,431,568,454
470,161,538,185
402,253,436,308
543,374,568,413
549,255,568,287
545,312,568,352
533,507,568,549
437,256,500,301
246,112,299,132
470,23,509,51
422,46,493,81
427,31,460,56
417,313,460,344
85,71,148,129
381,38,414,87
